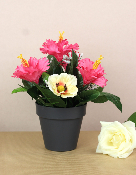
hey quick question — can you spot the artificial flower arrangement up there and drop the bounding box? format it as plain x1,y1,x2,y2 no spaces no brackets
12,32,136,158
12,32,122,111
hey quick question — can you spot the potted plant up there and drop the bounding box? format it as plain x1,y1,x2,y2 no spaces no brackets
12,32,122,151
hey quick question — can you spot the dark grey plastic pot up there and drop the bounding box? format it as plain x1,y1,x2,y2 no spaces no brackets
36,103,87,152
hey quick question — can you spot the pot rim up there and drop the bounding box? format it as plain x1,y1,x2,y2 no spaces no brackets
36,102,87,120
35,102,87,109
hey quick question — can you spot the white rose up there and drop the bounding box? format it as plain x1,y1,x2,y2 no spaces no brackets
96,121,136,158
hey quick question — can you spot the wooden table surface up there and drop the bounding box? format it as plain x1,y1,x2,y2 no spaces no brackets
0,131,136,175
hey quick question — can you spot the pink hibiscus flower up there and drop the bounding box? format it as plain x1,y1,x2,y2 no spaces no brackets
77,58,108,87
40,39,79,62
12,57,50,84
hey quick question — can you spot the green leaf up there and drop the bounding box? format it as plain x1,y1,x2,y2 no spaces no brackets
66,63,70,74
95,86,104,92
73,95,81,102
72,95,82,106
27,86,53,106
91,92,108,103
33,83,66,108
68,49,78,76
37,102,53,107
91,92,122,112
66,98,74,108
79,90,100,101
127,112,136,127
76,74,84,92
27,86,39,100
76,101,87,107
47,55,54,62
36,97,47,106
76,90,100,106
47,56,64,75
91,94,108,103
102,92,122,112
42,72,50,82
82,85,89,91
12,87,27,94
76,74,89,93
67,50,87,93
22,80,34,89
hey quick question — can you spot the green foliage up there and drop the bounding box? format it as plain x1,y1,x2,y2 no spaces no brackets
66,98,74,108
91,94,108,103
47,56,64,75
127,112,136,127
33,83,66,108
12,87,27,94
27,86,39,100
76,74,88,93
95,86,104,92
68,49,78,76
91,92,122,112
103,92,122,112
27,86,53,106
67,50,87,93
22,80,34,89
66,63,70,74
79,90,100,100
42,72,50,82
47,55,54,62
76,74,83,92
27,86,46,106
76,90,100,106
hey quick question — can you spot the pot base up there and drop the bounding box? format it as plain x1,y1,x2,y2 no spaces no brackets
39,117,83,151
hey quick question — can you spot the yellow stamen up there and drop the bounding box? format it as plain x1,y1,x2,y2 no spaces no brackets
17,54,29,67
93,55,103,69
57,85,65,92
59,31,64,42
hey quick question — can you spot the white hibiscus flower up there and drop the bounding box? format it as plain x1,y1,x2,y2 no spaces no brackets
47,73,78,98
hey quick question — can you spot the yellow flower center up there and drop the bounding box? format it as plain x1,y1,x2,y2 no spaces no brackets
17,54,29,67
93,55,103,69
57,85,65,92
59,31,64,42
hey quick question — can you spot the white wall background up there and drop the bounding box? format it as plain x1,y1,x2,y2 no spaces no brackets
0,0,136,131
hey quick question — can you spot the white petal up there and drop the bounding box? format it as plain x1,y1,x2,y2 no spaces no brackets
123,121,135,129
118,150,133,158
